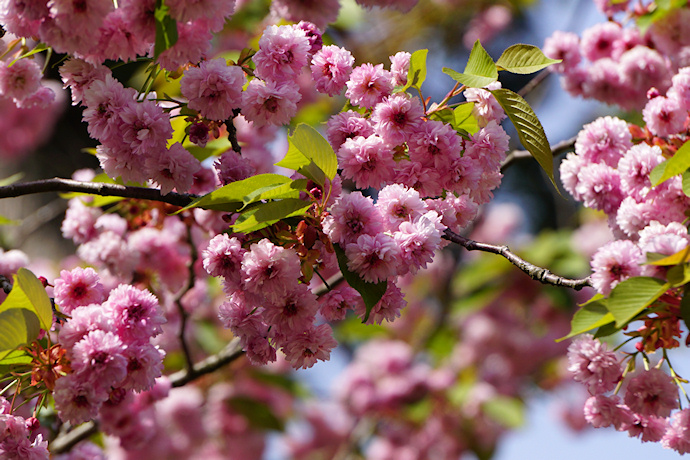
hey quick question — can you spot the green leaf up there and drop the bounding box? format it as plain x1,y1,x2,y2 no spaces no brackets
608,277,669,327
442,40,498,88
482,396,525,429
495,44,561,74
453,102,479,135
231,198,311,233
9,43,49,66
241,179,308,208
0,309,40,352
490,88,556,187
0,268,53,332
154,0,178,59
184,137,233,162
647,246,690,266
0,349,32,366
275,124,337,186
682,170,690,198
226,396,284,431
557,301,615,342
333,244,388,323
0,173,23,186
651,140,690,186
176,173,292,213
399,49,428,93
667,264,690,287
0,215,19,226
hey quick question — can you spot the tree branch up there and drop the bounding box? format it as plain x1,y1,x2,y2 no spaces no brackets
442,229,592,290
49,338,245,454
0,178,197,208
501,136,576,171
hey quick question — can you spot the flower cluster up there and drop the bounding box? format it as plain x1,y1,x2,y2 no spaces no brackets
0,396,48,460
567,335,690,451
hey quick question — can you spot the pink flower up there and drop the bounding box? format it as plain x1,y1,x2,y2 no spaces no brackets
619,46,671,98
82,75,137,143
345,63,393,109
104,284,166,343
326,111,374,151
582,58,629,108
345,233,401,283
146,142,201,195
389,51,411,87
58,305,111,349
120,343,165,392
241,239,302,302
281,323,337,369
370,94,424,145
580,22,622,61
624,368,678,418
338,135,396,189
575,116,631,167
53,267,106,315
617,143,664,200
625,414,669,443
241,79,301,128
214,151,255,185
583,395,634,429
543,31,581,73
393,211,444,274
318,285,362,321
53,374,106,425
119,99,172,156
203,234,246,288
358,282,407,325
181,58,246,121
559,152,587,200
156,19,212,70
218,291,266,339
71,330,128,391
638,221,689,256
311,45,354,96
263,284,319,336
574,162,623,214
89,9,150,63
590,240,644,295
663,409,690,454
324,191,385,246
166,0,236,25
642,95,687,138
567,334,622,394
464,120,510,170
253,24,310,82
0,59,43,102
408,119,462,171
464,83,506,127
59,58,111,106
376,184,427,231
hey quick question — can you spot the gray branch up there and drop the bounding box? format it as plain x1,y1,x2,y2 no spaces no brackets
442,229,591,290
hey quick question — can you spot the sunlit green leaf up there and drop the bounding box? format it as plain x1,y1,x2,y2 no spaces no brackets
275,124,337,185
333,244,388,323
0,268,53,332
241,179,308,208
231,198,311,233
9,43,49,66
0,309,40,352
651,140,690,186
490,88,556,187
442,40,498,88
557,301,615,342
0,349,32,366
453,102,479,135
608,277,669,327
496,44,561,74
646,246,690,266
154,0,178,59
177,173,292,213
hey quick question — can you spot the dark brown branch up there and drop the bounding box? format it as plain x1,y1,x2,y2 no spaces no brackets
50,338,245,454
501,136,576,171
0,178,197,208
442,229,592,290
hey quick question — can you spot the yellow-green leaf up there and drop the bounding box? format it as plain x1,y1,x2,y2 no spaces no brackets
496,44,561,74
490,88,556,187
399,49,428,93
651,139,690,186
557,301,615,342
442,40,498,88
0,309,40,352
231,198,311,233
275,124,337,186
0,268,53,331
608,277,669,327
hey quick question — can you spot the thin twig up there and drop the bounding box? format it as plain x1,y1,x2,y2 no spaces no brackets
442,229,591,290
0,178,197,208
501,136,577,171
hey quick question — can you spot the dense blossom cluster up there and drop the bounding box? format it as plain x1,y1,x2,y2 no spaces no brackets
567,335,690,452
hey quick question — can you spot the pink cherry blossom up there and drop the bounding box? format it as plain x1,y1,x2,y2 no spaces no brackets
311,45,354,96
624,368,678,418
567,334,622,394
180,58,246,121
